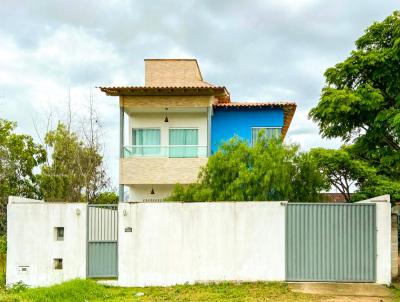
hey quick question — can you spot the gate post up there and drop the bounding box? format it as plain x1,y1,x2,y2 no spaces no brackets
391,213,398,281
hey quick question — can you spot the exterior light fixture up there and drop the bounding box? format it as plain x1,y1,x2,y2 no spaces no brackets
164,108,169,123
150,187,155,194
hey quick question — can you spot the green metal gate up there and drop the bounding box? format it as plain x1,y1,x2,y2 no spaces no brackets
87,204,118,278
286,203,376,282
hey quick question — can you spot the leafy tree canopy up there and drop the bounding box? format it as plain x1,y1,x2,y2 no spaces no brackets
310,147,382,202
168,136,329,202
309,11,400,180
0,119,46,234
93,191,119,204
39,122,109,203
0,119,46,198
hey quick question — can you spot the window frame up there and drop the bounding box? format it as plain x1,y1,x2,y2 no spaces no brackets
131,127,161,146
168,127,199,158
131,127,161,156
251,126,282,146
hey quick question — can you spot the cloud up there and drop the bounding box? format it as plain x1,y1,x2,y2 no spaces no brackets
0,0,398,187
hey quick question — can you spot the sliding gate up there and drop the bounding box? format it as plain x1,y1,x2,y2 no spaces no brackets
286,203,376,282
87,204,118,278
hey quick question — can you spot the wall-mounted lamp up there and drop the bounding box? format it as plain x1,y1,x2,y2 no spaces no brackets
164,108,169,123
150,186,155,194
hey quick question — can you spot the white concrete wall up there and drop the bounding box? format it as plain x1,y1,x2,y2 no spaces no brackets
6,197,87,287
6,196,392,287
118,202,286,287
128,112,208,146
357,195,392,284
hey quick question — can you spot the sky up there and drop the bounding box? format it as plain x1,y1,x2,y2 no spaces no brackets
0,0,398,189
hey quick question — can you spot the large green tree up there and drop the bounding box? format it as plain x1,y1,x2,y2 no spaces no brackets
168,137,329,202
309,11,400,181
39,122,109,203
309,148,376,202
0,119,46,234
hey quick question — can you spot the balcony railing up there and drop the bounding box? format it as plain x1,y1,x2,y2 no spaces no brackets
123,145,208,158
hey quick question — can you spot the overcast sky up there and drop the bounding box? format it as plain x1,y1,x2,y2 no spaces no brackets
0,0,398,188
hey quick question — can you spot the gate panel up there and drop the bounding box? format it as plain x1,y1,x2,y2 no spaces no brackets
286,204,376,282
87,205,118,278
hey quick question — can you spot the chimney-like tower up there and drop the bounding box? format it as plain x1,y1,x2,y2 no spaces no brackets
144,59,211,87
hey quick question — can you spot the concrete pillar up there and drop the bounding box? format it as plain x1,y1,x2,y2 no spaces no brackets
391,213,398,281
119,104,125,202
207,106,212,156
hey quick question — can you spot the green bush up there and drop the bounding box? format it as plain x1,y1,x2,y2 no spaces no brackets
168,137,329,202
11,279,109,302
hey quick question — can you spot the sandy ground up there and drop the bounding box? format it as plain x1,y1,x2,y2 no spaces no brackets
289,282,393,302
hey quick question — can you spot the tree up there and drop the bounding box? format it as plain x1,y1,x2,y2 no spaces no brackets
0,119,46,234
39,122,109,203
168,136,329,202
309,11,400,181
309,148,376,202
93,191,119,204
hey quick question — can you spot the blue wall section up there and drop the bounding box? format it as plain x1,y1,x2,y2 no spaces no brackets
211,107,284,153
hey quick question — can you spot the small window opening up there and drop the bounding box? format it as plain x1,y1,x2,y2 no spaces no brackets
55,227,64,241
54,258,63,270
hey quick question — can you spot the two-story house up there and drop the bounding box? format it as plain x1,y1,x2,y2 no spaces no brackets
100,59,296,202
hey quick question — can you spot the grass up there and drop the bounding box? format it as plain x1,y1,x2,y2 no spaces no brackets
0,279,324,302
390,283,400,302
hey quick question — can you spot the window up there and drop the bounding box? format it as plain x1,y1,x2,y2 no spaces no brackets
169,129,198,158
54,258,63,270
132,128,160,156
55,227,64,241
251,127,282,145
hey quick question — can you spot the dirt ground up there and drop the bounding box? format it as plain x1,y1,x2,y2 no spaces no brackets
289,282,393,302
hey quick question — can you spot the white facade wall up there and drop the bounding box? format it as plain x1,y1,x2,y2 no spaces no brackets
356,195,392,284
118,202,286,287
6,197,87,287
128,184,175,202
127,112,208,201
128,112,208,147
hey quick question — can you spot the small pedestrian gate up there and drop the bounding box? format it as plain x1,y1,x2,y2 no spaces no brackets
87,204,118,278
286,203,376,282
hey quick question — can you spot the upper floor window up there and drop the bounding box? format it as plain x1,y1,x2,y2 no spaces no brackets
169,128,198,158
251,127,282,145
132,128,160,156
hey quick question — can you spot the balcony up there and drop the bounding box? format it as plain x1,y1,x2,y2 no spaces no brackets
123,145,208,158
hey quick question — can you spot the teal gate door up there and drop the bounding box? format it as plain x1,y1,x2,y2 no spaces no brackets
87,204,118,278
286,204,376,282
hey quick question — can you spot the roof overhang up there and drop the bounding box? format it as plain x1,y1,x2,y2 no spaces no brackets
99,86,230,102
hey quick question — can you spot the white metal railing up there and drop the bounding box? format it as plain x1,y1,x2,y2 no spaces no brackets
123,145,208,158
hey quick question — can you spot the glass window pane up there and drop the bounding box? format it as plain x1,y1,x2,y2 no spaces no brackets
132,129,160,156
252,127,282,145
169,129,198,158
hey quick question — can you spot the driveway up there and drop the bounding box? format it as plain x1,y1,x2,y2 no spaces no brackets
289,282,393,301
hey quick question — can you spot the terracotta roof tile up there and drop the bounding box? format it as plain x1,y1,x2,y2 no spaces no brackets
213,101,296,107
99,85,226,90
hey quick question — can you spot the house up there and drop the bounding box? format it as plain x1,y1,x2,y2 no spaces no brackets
100,59,296,202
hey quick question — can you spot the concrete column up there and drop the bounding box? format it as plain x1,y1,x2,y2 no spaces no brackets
119,103,125,202
391,213,398,281
207,106,212,156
